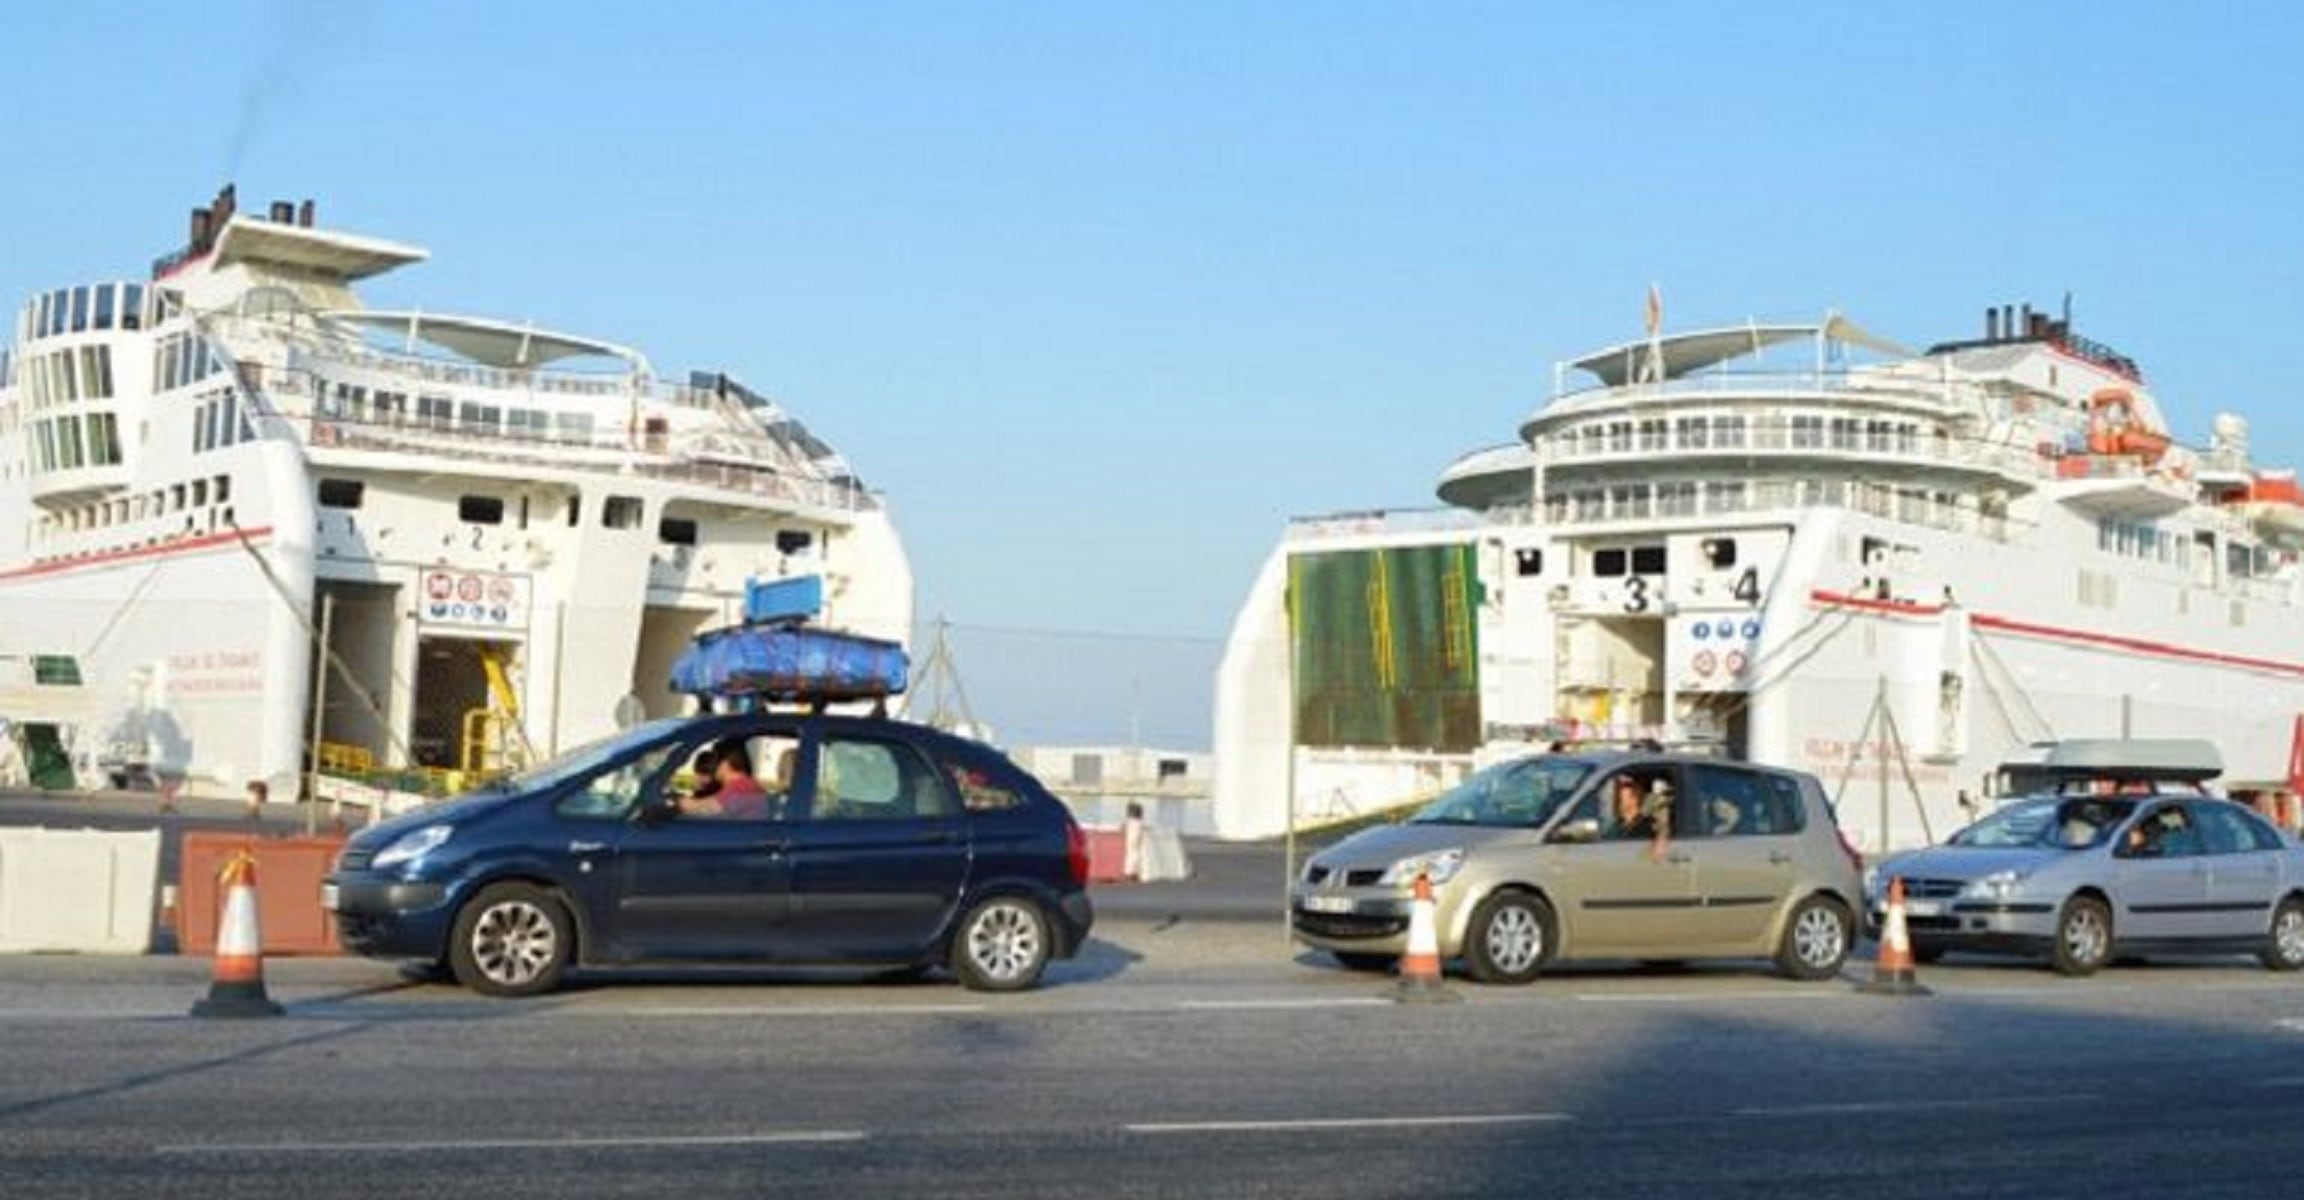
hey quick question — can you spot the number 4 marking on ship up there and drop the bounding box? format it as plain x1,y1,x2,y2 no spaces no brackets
1732,567,1761,607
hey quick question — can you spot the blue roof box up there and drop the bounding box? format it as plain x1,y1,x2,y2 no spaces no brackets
670,624,908,703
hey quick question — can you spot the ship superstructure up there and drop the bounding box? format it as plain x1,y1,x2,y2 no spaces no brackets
0,187,912,798
1215,302,2304,848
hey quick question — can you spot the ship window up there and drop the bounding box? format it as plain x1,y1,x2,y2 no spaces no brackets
459,401,503,433
1573,489,1604,521
318,479,363,509
192,480,209,507
566,495,582,526
1579,426,1603,456
1637,419,1666,451
32,655,81,686
1607,422,1632,453
1631,545,1667,575
776,529,815,556
460,495,505,525
94,286,115,331
1701,538,1737,568
555,411,595,444
1791,415,1823,448
69,287,89,333
1676,417,1709,450
1593,548,1628,577
1705,481,1748,513
1658,482,1697,516
418,396,454,429
91,413,121,465
1515,548,1543,576
1713,415,1747,448
603,495,644,529
1829,417,1859,449
171,484,186,511
659,517,699,546
58,350,79,401
2227,541,2253,580
122,284,144,331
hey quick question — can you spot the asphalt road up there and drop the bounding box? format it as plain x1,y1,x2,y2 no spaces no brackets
2,919,2302,1199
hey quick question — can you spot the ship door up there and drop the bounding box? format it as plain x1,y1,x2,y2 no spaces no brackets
412,636,523,777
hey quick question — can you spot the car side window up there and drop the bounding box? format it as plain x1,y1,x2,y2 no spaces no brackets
813,738,955,821
2196,803,2272,856
946,760,1024,811
2122,803,2203,858
555,743,679,821
1603,768,1675,841
1689,764,1767,838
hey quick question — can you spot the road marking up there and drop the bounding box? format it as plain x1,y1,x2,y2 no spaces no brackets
1126,1113,1571,1135
157,1131,866,1155
562,1005,988,1018
1573,990,1848,1003
1176,998,1392,1011
1735,1093,2100,1117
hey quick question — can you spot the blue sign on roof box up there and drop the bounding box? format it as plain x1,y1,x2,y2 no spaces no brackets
745,575,824,625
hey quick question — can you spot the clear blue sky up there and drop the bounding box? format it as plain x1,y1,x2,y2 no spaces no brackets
8,4,2303,746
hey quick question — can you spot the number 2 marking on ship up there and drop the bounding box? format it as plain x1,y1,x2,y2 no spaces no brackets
1732,567,1761,607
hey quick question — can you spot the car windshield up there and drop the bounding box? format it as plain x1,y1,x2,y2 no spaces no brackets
1411,757,1592,828
1949,795,2140,850
501,719,688,793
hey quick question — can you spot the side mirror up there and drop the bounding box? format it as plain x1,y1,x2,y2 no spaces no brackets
1549,817,1601,844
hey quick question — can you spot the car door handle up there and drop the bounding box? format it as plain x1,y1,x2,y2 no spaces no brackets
568,840,606,854
1769,851,1794,864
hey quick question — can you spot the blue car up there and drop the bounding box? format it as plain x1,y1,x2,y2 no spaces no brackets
322,713,1094,996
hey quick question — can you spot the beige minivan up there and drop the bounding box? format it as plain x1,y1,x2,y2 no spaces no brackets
1291,750,1865,983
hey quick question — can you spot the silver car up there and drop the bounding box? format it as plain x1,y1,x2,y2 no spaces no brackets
1866,792,2304,975
1291,751,1866,983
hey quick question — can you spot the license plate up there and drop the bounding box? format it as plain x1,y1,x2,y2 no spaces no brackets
1302,895,1356,915
1902,899,1943,918
320,882,339,912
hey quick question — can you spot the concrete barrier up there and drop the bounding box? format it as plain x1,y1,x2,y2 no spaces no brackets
0,827,162,954
179,832,349,956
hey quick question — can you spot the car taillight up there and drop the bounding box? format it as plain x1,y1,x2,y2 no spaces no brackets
1065,818,1090,886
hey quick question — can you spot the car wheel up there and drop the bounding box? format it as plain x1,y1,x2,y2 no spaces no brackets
1465,892,1554,985
1775,894,1853,980
2262,897,2304,972
448,882,572,998
2051,895,2113,977
951,895,1052,992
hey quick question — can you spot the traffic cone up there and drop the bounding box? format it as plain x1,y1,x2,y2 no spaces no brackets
191,851,283,1018
1857,876,1931,997
1394,873,1459,1004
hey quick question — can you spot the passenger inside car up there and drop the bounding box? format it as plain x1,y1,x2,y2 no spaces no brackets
1610,773,1673,859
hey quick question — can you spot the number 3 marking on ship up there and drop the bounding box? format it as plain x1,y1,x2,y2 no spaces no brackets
1732,567,1761,607
1623,577,1649,613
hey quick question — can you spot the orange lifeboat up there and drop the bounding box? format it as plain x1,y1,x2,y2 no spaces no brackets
2086,387,2171,464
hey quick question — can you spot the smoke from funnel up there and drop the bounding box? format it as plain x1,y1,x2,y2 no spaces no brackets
220,3,366,178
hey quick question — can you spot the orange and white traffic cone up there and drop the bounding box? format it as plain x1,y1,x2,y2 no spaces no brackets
1858,876,1931,997
191,851,283,1018
1394,872,1459,1004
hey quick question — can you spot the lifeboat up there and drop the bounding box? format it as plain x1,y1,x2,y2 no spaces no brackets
2086,387,2171,464
2238,469,2304,542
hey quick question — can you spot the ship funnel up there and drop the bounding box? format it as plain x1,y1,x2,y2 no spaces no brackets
298,199,315,227
268,200,294,223
190,207,213,249
1985,306,1999,341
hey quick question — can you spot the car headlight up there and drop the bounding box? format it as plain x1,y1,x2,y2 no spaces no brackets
1378,849,1466,888
1963,869,2027,902
373,824,454,869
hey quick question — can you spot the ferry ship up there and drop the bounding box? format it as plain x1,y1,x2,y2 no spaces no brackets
1214,301,2304,849
0,186,911,799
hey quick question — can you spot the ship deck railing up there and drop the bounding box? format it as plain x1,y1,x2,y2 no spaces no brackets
262,411,879,513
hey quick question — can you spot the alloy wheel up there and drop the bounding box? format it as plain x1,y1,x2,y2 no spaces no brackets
965,901,1044,986
471,899,559,988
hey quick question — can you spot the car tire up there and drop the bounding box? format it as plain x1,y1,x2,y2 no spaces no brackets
951,895,1052,992
1775,894,1854,980
2051,895,2113,977
448,882,572,998
1331,952,1396,973
2262,897,2304,972
1464,892,1555,985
